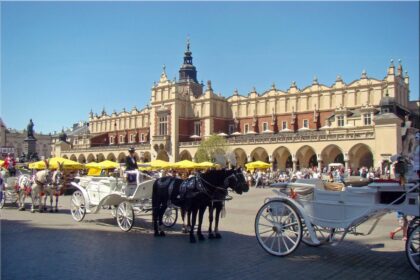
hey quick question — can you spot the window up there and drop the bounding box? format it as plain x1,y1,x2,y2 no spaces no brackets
130,134,136,143
194,121,201,136
159,115,168,135
363,114,372,125
244,124,249,133
337,115,344,127
263,122,269,131
282,121,288,130
303,119,309,128
110,136,114,144
119,135,124,143
74,139,78,145
228,124,235,134
140,133,145,142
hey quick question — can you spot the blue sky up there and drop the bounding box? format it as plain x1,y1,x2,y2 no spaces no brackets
1,1,419,134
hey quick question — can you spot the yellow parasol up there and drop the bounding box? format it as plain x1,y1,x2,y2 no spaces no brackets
245,161,272,171
29,157,84,170
173,160,199,169
139,160,175,170
0,160,4,167
86,160,119,170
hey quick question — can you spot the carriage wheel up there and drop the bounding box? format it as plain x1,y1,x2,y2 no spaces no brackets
0,191,5,209
302,222,330,247
116,201,134,232
163,207,178,228
255,199,302,256
407,217,420,237
70,191,86,222
406,225,420,272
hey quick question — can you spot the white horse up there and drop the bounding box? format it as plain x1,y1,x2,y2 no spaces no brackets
43,169,64,212
30,169,52,213
17,174,33,211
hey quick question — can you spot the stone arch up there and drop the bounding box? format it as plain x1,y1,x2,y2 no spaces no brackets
295,145,317,169
133,152,140,162
107,153,116,162
96,153,105,162
320,144,344,167
87,154,95,163
233,148,247,167
250,147,269,163
143,152,151,162
273,146,292,171
78,154,86,164
157,150,169,162
62,155,69,159
179,150,192,161
348,143,373,169
70,154,77,162
117,152,126,163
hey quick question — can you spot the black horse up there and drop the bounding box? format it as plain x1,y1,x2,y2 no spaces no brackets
152,169,248,243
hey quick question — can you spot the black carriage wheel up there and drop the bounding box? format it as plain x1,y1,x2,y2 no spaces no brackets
163,207,178,228
405,225,420,272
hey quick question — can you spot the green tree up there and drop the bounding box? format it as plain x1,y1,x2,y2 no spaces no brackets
194,135,228,163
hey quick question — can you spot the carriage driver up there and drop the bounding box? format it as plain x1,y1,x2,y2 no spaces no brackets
125,147,138,171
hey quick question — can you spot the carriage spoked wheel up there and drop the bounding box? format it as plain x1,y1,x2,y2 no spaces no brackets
406,225,420,272
301,222,330,247
116,201,134,232
163,207,178,228
255,199,302,256
70,191,86,222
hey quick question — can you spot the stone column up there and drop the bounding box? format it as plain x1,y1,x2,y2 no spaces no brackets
318,160,323,172
292,160,297,172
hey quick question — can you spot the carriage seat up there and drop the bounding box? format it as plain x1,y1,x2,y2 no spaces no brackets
293,179,344,192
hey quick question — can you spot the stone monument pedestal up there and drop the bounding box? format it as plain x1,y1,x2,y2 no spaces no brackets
24,137,37,160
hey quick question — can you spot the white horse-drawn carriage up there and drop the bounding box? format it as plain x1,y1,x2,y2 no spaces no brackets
255,177,420,272
70,170,178,232
0,176,19,208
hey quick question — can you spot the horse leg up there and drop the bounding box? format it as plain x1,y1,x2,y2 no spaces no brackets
157,202,167,237
152,205,160,237
189,208,198,243
55,195,59,212
197,206,206,241
181,207,188,233
214,203,222,239
30,191,36,213
18,190,25,211
49,193,53,213
208,204,215,239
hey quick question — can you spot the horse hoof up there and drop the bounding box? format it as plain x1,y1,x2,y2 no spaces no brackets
31,210,35,213
159,231,165,237
215,233,222,239
182,227,188,234
154,232,160,237
208,233,215,239
55,209,58,213
189,236,196,243
198,234,205,241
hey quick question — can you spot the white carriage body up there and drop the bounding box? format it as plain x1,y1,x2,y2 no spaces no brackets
275,179,419,230
73,171,155,213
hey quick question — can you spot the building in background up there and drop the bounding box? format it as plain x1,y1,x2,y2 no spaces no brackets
57,42,419,171
0,118,52,160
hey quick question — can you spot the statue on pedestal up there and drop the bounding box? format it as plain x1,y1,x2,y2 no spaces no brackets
27,119,35,139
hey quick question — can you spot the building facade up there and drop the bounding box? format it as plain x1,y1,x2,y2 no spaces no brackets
58,43,419,171
0,118,52,160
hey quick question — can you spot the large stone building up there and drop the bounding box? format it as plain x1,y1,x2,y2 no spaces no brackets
57,42,419,171
0,118,52,160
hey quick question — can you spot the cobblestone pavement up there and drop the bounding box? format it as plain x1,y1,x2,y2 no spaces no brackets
1,188,418,280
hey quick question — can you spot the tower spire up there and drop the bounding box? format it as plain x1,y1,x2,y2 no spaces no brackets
179,36,198,83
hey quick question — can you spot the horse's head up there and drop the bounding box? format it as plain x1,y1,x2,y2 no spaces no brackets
223,168,249,195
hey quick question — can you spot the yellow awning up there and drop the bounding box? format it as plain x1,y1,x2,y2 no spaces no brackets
173,160,199,169
29,157,84,170
245,161,272,171
87,167,102,176
86,160,119,170
138,160,175,170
